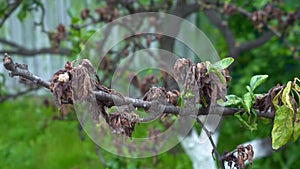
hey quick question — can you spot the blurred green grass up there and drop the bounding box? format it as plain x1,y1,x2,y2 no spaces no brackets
0,96,103,169
0,96,192,169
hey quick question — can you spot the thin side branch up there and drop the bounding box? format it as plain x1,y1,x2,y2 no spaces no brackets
237,31,274,53
0,47,71,57
0,86,41,103
0,38,26,49
204,8,236,50
196,117,225,169
0,0,22,27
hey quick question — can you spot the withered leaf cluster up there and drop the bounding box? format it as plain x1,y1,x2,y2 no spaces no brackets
50,68,73,106
223,3,237,15
109,109,139,138
174,58,231,107
50,59,109,122
128,73,159,95
49,24,67,49
143,87,180,106
140,74,159,95
95,6,119,22
250,2,298,28
223,144,254,169
254,83,299,117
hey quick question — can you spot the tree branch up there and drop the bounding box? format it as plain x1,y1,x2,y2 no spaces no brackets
2,54,275,121
0,0,22,27
0,37,71,57
196,117,225,169
173,2,201,18
0,86,41,103
203,8,236,56
0,38,26,49
234,5,300,62
237,31,274,53
0,47,71,57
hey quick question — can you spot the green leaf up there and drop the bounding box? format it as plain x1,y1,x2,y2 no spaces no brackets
243,92,253,113
0,73,5,84
217,94,242,106
249,75,269,92
205,61,212,74
186,91,195,99
211,68,226,84
272,90,282,110
210,57,234,71
71,17,81,25
282,81,293,109
0,2,8,16
67,8,77,18
234,113,257,131
258,117,271,124
17,7,28,21
294,78,300,92
272,105,294,150
293,89,300,108
17,0,35,21
178,94,184,108
246,85,251,92
292,110,300,142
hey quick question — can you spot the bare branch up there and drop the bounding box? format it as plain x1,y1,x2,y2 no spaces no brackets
204,8,236,52
3,53,51,88
237,31,274,53
33,1,48,33
196,117,225,169
234,5,300,61
172,1,201,18
0,37,71,57
0,86,41,103
0,47,71,57
0,38,26,49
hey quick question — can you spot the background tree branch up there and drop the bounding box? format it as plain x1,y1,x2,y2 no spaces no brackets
0,0,22,27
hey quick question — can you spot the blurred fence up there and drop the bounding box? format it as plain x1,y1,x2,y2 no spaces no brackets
0,0,200,93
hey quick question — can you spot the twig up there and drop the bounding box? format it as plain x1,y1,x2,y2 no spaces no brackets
0,38,26,49
95,143,107,167
33,0,48,33
3,53,51,89
201,0,300,62
196,117,225,169
0,86,41,103
234,4,300,61
0,47,71,57
0,0,22,27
